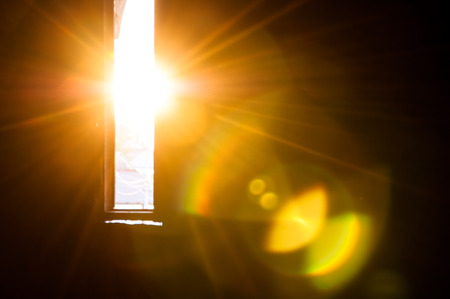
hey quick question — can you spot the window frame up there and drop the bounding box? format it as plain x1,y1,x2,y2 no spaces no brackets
103,0,157,222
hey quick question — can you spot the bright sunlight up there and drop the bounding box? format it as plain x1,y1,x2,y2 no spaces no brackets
113,0,173,210
113,0,173,128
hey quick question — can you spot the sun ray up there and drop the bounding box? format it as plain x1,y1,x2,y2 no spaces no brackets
211,102,363,137
215,114,385,178
188,219,222,298
0,101,97,132
26,0,101,58
190,46,280,75
179,0,308,73
178,0,262,67
215,114,432,196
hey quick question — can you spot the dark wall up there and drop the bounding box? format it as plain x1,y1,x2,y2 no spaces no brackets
1,0,447,298
0,0,104,296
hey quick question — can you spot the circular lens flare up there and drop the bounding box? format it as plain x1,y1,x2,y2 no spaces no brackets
249,179,266,195
259,192,278,210
265,186,327,253
304,213,372,291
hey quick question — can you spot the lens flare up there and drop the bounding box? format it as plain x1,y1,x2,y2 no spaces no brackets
249,178,266,195
265,186,327,253
259,192,279,210
181,118,277,218
304,213,372,291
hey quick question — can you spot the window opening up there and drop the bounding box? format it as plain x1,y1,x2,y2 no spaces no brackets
113,0,155,211
105,0,173,220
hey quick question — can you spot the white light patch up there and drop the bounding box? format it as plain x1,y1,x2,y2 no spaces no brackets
105,219,163,226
